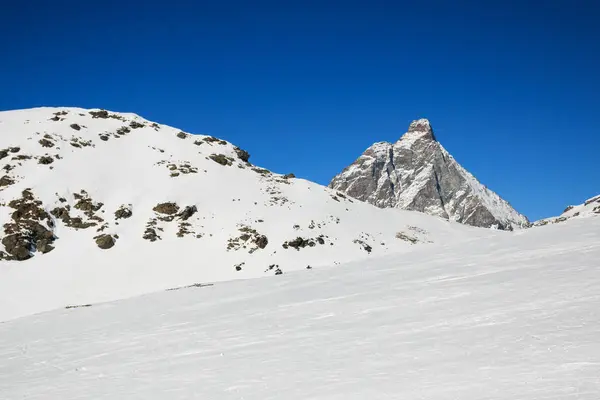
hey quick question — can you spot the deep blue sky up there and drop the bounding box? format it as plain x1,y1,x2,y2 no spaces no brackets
2,1,598,220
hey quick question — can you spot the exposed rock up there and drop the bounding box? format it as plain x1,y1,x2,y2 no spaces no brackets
36,239,55,254
115,205,133,220
51,206,97,230
252,167,271,176
117,127,131,135
50,206,70,220
74,197,103,212
283,173,296,179
153,202,180,215
234,147,250,162
353,239,372,253
254,235,268,249
99,135,109,141
227,226,267,253
234,262,245,271
1,190,56,260
89,110,110,119
282,235,326,250
129,121,144,129
265,264,283,275
176,222,194,237
2,234,32,260
584,195,600,206
210,154,232,166
70,124,81,131
204,136,227,145
95,234,115,249
70,219,97,230
396,232,418,244
39,138,55,147
143,227,160,242
330,119,529,230
0,175,14,187
176,131,187,139
178,205,197,221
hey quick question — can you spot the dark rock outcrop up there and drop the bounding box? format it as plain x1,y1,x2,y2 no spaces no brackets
153,202,179,215
95,234,116,249
0,190,56,260
178,205,197,221
115,205,133,220
234,147,250,162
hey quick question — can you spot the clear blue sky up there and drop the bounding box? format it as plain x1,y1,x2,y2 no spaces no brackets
2,1,598,220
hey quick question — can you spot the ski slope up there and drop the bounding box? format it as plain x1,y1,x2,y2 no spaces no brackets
1,217,599,399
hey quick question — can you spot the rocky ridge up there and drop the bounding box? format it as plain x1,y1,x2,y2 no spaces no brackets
533,194,600,227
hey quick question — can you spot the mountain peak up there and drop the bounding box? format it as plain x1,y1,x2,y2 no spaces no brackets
329,119,529,230
404,118,436,141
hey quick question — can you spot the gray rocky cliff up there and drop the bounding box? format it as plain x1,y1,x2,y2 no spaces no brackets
329,119,530,230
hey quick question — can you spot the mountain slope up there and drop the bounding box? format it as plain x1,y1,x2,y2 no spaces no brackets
1,214,598,399
534,194,600,226
0,107,486,320
329,119,529,230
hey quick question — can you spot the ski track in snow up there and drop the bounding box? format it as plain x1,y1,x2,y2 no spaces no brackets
1,218,599,399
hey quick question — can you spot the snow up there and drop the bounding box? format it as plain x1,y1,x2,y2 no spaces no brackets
0,107,486,321
1,214,599,399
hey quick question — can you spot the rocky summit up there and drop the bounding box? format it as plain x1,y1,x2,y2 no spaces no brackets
329,119,530,230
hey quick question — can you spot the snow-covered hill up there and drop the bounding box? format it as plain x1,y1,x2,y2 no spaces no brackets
330,119,530,230
1,213,598,399
534,194,600,226
0,107,487,320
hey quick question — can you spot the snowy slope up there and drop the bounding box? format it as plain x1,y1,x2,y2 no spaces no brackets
330,119,530,230
1,215,599,399
0,107,487,321
534,194,600,226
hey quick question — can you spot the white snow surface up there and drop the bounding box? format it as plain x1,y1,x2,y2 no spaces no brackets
1,216,599,399
0,107,487,321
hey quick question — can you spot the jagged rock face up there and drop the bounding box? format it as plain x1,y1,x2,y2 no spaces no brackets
330,119,530,230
